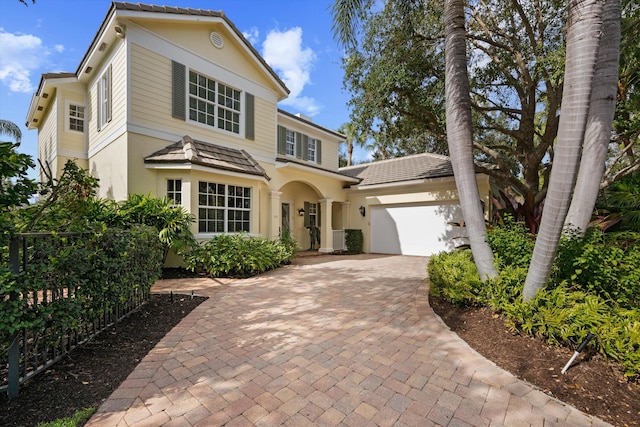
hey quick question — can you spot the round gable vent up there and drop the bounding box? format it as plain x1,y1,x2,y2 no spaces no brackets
210,32,224,48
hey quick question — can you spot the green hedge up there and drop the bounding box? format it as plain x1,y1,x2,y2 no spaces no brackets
428,226,640,379
345,229,363,253
0,225,163,340
183,233,296,278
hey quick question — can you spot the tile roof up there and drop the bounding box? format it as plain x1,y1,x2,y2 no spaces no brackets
340,152,454,187
144,135,269,179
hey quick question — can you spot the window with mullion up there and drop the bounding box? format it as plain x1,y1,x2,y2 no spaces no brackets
308,138,317,162
217,83,241,133
189,71,216,127
285,130,295,156
69,104,85,132
198,181,251,233
167,179,182,205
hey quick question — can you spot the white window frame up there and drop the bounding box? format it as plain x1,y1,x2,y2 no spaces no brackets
66,101,85,133
166,179,182,206
308,138,317,162
98,66,112,130
285,130,295,156
198,181,252,234
308,202,318,226
188,70,242,134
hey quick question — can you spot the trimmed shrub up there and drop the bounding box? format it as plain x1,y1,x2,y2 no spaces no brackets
183,233,295,278
345,229,363,253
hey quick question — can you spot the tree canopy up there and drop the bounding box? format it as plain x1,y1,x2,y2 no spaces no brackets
341,0,639,232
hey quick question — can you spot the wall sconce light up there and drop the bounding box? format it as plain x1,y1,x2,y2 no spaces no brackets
298,208,305,216
115,24,126,39
359,206,366,217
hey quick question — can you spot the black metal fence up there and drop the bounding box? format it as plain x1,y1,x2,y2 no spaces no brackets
1,231,156,398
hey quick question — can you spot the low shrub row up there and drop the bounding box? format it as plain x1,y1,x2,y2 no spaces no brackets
428,224,640,379
183,232,298,278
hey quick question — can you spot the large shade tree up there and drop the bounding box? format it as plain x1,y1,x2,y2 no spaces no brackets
339,0,636,234
333,0,498,280
333,0,622,299
523,0,612,300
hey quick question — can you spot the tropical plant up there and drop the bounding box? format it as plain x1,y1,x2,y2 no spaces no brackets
183,233,295,278
523,0,612,301
107,193,195,262
595,172,640,232
565,0,622,233
338,122,367,166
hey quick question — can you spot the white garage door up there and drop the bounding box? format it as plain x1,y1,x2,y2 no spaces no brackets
370,204,464,256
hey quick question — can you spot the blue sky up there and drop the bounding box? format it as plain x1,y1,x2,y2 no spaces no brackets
0,0,369,178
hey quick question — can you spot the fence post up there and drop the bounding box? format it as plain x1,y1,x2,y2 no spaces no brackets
7,237,20,399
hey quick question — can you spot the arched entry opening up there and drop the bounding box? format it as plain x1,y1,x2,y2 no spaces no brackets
278,181,341,252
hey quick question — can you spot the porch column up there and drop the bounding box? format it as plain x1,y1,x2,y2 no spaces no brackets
269,191,282,241
341,201,351,230
319,198,333,253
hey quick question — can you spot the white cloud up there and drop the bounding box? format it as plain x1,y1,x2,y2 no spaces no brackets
262,27,320,117
0,28,51,93
54,44,65,53
242,27,259,46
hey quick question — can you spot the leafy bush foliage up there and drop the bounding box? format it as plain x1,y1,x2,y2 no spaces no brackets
0,225,163,343
183,233,296,278
428,223,640,379
428,250,483,306
345,229,364,253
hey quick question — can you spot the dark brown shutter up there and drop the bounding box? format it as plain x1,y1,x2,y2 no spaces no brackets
295,132,302,159
304,201,310,227
316,140,322,165
245,92,254,140
172,61,186,120
302,134,309,160
277,125,286,154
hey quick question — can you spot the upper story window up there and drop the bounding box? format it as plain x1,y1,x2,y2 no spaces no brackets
98,65,112,130
308,138,317,162
218,84,241,133
167,179,182,205
188,70,241,134
67,103,85,133
278,125,322,165
285,130,296,156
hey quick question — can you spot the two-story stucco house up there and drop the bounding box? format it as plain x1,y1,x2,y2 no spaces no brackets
26,2,492,260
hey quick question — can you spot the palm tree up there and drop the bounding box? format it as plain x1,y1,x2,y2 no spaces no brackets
443,0,497,280
523,0,606,301
338,122,367,166
332,0,497,279
0,119,22,143
565,0,622,234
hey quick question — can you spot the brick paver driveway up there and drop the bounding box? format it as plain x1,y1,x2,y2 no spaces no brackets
87,254,610,426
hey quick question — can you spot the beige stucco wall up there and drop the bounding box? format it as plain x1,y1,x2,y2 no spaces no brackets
89,132,128,200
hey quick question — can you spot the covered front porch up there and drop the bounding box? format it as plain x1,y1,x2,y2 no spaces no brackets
267,180,354,253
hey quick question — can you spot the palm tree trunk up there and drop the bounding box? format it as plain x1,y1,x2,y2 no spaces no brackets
564,0,621,234
444,0,497,280
523,0,605,301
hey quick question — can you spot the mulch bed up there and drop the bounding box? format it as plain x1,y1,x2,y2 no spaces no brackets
430,296,640,427
0,293,206,427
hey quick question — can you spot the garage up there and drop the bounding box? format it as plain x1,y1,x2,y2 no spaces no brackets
370,203,464,256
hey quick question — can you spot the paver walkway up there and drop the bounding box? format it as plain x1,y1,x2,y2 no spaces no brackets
86,254,611,426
